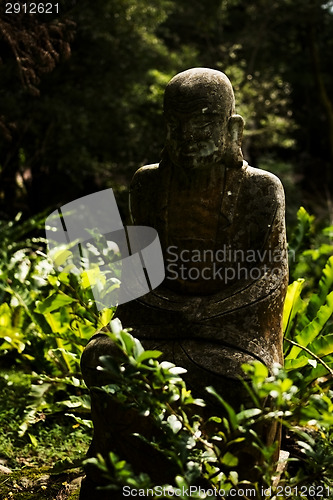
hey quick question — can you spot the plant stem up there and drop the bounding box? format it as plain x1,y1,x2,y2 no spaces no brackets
284,338,333,376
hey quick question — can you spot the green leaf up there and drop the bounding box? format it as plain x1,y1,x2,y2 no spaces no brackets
208,416,222,423
284,355,310,371
221,451,238,467
81,268,106,288
65,414,93,429
283,279,305,336
307,256,333,321
57,272,71,285
35,292,75,314
302,361,333,385
28,433,38,447
228,470,239,486
289,291,333,358
52,457,82,473
288,207,315,258
307,334,333,358
119,330,136,355
0,327,26,353
237,408,262,422
252,361,269,379
136,350,163,364
132,337,145,359
98,308,114,328
206,386,238,431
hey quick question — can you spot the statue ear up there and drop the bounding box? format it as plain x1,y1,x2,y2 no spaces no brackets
226,114,244,168
228,114,244,146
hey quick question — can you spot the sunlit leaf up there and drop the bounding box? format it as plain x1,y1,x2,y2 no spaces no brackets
283,279,305,336
35,292,76,314
136,350,163,364
221,451,238,467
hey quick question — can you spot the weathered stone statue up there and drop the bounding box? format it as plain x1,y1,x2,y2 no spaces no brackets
80,68,288,497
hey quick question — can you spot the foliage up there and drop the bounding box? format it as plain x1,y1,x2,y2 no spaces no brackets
0,206,333,498
84,323,333,499
81,208,332,496
0,212,96,373
0,212,115,437
1,0,332,217
0,0,74,96
0,369,90,475
284,207,333,384
0,0,184,216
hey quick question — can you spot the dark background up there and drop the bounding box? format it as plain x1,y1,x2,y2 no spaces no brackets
1,0,333,227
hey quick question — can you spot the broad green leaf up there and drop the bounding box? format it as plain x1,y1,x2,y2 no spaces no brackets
307,334,333,358
77,322,96,340
288,291,333,358
284,355,310,371
323,225,333,237
98,308,114,328
252,361,269,379
307,256,333,321
302,361,333,385
283,279,305,336
35,292,76,314
47,274,59,286
49,348,79,372
281,377,294,392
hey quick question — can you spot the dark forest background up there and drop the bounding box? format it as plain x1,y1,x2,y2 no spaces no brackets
1,0,333,226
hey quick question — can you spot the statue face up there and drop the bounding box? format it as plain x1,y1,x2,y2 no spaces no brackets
165,105,227,169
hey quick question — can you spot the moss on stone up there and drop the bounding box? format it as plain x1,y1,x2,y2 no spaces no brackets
0,466,82,499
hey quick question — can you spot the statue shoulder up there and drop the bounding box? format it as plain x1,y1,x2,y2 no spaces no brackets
131,163,160,188
237,164,287,254
129,163,160,224
245,165,285,198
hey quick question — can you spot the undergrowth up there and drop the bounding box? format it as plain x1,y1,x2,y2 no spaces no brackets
0,207,332,499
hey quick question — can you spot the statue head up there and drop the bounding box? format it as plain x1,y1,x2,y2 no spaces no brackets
163,68,244,169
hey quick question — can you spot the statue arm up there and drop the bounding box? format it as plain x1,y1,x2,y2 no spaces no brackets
216,169,288,301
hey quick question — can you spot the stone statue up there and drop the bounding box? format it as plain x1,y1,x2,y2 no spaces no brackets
80,68,288,497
